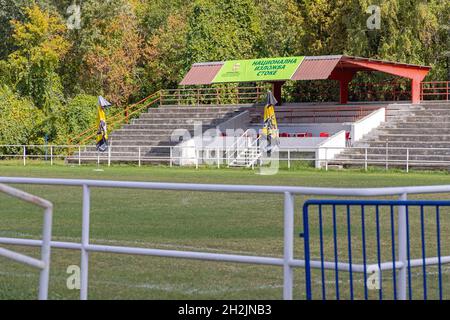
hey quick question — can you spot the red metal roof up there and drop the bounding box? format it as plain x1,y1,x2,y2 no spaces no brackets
291,56,342,80
179,62,224,85
179,56,432,85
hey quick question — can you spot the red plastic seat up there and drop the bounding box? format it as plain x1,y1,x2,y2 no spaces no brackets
296,132,307,138
320,132,330,138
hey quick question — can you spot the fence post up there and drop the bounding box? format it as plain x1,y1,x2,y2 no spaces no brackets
50,146,53,166
406,148,409,173
196,149,199,170
78,146,81,166
283,192,294,300
169,147,173,168
138,147,141,167
398,192,408,300
325,148,328,171
288,150,291,169
217,147,220,169
80,184,90,300
108,146,111,167
365,148,368,171
385,142,389,171
38,206,52,300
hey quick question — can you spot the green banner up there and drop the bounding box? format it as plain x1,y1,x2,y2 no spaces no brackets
212,56,304,83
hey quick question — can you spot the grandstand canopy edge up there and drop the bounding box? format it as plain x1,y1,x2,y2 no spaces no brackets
180,55,431,104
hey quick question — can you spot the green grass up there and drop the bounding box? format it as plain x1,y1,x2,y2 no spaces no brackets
1,164,450,300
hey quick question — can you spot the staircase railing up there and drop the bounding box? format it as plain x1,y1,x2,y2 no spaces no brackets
161,86,266,106
245,135,262,168
70,91,162,146
226,129,256,166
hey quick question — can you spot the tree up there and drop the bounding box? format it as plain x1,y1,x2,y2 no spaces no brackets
143,14,189,93
0,85,45,149
186,0,263,64
67,0,143,106
0,4,70,111
256,0,305,57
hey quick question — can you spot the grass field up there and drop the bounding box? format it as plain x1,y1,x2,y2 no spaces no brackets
1,164,450,300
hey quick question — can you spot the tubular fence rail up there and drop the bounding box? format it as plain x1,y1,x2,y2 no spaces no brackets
421,81,450,101
349,81,412,102
0,183,53,300
1,178,450,300
2,144,450,172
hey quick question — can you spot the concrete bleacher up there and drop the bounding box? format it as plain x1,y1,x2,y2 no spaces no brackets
67,105,248,163
331,102,450,169
247,102,384,124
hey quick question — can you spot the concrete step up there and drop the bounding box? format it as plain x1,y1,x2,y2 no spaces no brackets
122,123,217,130
356,140,450,148
139,111,238,118
111,128,202,136
376,134,450,142
131,118,226,125
149,107,244,113
384,122,450,129
380,128,450,134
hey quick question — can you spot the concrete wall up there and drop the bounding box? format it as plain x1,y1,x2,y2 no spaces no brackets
350,108,386,142
316,130,347,168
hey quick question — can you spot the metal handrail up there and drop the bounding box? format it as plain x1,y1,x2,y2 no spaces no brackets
2,177,450,299
0,183,53,300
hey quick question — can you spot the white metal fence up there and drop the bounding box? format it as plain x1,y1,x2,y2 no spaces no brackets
1,178,450,299
0,183,53,300
1,144,450,171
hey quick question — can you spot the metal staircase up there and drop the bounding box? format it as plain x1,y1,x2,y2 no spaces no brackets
226,130,262,168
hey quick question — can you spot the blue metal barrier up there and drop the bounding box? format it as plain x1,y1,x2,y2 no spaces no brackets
302,199,450,300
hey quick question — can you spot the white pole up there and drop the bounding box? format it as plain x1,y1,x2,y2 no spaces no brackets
78,146,81,166
283,192,294,300
50,146,53,166
217,148,220,169
170,147,173,168
288,150,291,169
386,142,389,171
23,146,26,166
406,148,409,173
325,148,328,171
196,149,199,170
365,148,368,171
80,185,90,300
397,192,408,300
38,206,52,300
108,146,111,167
138,147,141,167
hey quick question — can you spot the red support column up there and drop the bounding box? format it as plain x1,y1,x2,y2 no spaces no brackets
329,71,355,105
411,79,421,104
339,79,351,104
271,81,285,105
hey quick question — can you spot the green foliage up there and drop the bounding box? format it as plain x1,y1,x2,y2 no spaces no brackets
1,4,69,111
50,94,98,144
186,0,263,63
0,0,449,145
0,85,44,152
